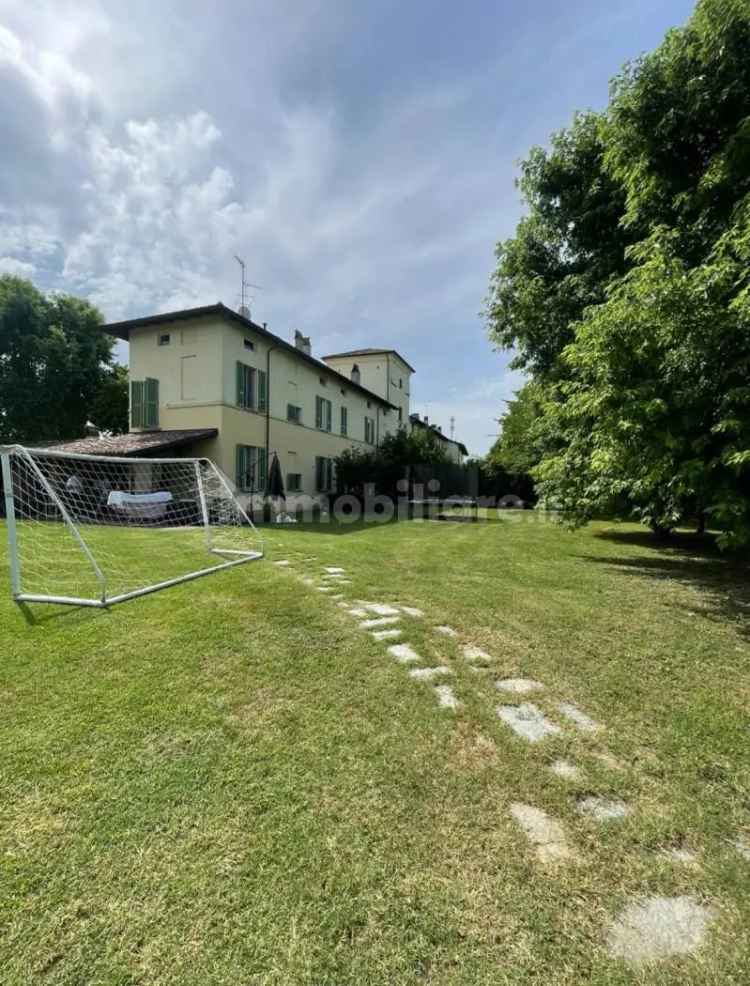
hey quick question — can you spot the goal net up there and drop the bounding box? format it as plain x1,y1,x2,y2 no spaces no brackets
1,445,263,607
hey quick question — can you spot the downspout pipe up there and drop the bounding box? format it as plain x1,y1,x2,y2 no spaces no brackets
265,342,280,512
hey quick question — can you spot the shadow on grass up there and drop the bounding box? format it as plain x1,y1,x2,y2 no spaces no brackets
16,600,109,628
257,515,506,536
581,529,750,639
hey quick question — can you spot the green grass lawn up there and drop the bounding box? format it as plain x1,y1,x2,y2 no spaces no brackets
1,513,749,984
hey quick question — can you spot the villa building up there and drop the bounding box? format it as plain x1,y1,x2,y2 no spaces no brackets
53,302,467,505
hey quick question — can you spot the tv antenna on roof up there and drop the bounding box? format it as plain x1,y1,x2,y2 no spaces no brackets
450,416,455,440
234,255,262,318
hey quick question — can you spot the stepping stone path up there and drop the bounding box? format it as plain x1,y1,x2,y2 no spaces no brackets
550,759,583,781
510,803,576,865
409,666,452,681
434,684,459,709
577,796,630,821
360,616,400,629
364,604,401,617
462,645,492,664
606,896,717,966
387,644,420,664
557,701,600,733
496,678,543,695
296,558,732,965
496,703,561,743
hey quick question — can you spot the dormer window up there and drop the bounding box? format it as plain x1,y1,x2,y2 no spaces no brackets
158,333,170,346
244,338,255,351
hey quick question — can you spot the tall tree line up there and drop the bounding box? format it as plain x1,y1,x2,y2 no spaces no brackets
486,0,750,547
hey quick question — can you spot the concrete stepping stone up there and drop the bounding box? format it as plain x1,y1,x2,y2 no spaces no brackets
372,628,402,641
400,606,424,618
462,645,492,664
301,577,315,586
496,678,543,695
434,625,458,637
557,701,600,733
273,560,291,567
364,604,401,617
317,586,333,593
550,759,583,781
606,896,717,966
408,666,452,681
577,796,630,821
337,601,351,609
360,616,401,629
435,684,459,709
659,847,699,866
496,703,561,743
324,567,345,574
331,594,345,601
387,644,420,664
509,803,576,864
733,835,750,860
347,607,369,618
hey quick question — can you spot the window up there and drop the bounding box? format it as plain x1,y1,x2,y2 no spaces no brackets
236,362,255,409
243,337,255,351
340,406,348,436
158,333,170,346
131,378,159,429
399,378,403,389
235,445,267,492
287,473,302,492
315,456,334,492
287,403,302,424
315,395,332,432
364,416,375,445
318,376,327,387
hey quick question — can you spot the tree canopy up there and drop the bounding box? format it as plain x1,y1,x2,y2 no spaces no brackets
485,0,750,547
0,275,128,443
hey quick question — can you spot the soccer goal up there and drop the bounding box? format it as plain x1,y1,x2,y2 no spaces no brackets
1,445,263,607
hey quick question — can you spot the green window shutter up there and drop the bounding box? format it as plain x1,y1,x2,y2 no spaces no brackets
326,459,333,491
145,378,159,428
258,370,267,412
131,380,144,428
325,400,332,432
235,445,245,489
315,456,323,490
341,407,347,436
258,447,267,491
315,396,322,429
236,362,244,406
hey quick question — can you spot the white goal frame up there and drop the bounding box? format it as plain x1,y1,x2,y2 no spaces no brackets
1,444,264,608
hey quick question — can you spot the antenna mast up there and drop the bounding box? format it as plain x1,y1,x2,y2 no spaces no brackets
234,255,262,318
450,416,455,440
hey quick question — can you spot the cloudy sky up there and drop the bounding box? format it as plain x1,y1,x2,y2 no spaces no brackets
1,0,693,454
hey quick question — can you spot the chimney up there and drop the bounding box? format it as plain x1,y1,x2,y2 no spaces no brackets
350,363,361,385
294,330,311,356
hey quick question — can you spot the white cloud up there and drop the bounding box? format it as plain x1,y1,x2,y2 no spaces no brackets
0,256,36,276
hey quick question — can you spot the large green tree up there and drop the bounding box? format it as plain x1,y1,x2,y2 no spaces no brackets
0,275,126,443
486,0,750,546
